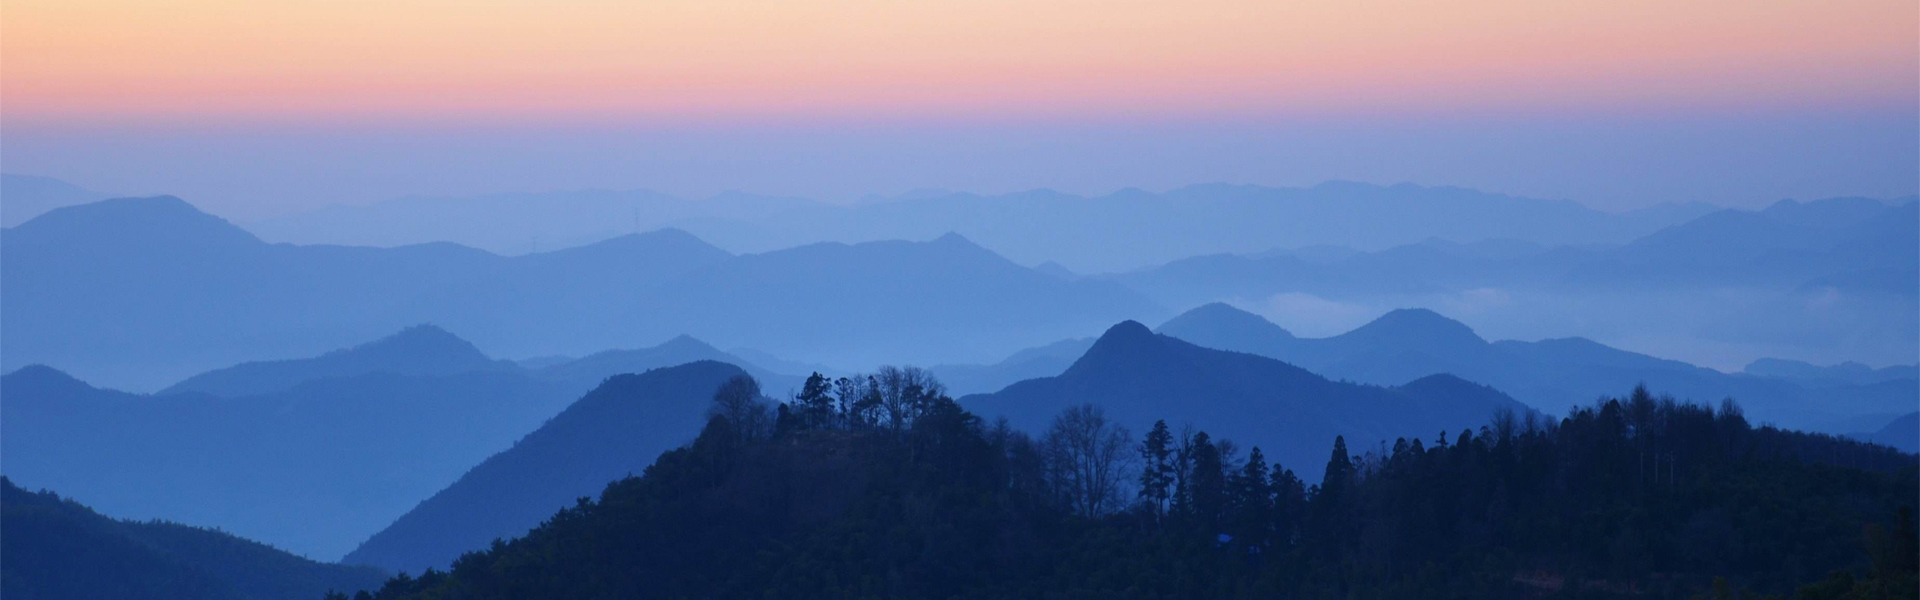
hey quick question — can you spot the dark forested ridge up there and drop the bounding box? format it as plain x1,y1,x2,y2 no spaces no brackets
1,478,386,600
352,378,1918,600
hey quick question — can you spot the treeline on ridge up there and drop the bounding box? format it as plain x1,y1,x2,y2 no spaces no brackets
341,373,1917,599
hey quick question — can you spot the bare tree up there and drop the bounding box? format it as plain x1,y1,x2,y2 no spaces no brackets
873,365,945,432
1043,404,1135,517
709,375,769,444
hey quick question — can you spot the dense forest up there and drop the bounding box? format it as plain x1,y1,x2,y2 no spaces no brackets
344,375,1915,599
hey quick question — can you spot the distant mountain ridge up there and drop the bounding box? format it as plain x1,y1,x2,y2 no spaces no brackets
3,195,1158,390
161,324,509,397
1154,303,1918,433
963,320,1531,482
932,336,1095,395
1118,196,1918,304
1854,412,1919,453
2,325,801,561
0,173,112,227
249,181,1721,272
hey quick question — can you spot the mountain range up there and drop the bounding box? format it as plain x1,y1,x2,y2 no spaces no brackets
2,195,1159,390
1106,196,1917,370
1153,303,1917,434
247,181,1718,273
1117,196,1918,304
962,320,1532,481
0,326,795,560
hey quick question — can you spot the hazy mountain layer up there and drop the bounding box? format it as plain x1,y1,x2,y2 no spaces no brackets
2,196,1159,390
1,478,387,600
962,321,1530,481
1154,303,1918,433
1,327,796,560
1113,197,1918,370
0,173,110,227
249,181,1717,272
344,361,751,574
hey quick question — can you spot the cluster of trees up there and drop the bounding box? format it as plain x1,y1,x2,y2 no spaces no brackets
709,368,951,445
341,379,1916,599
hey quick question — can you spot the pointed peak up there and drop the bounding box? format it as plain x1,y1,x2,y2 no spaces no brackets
657,334,721,352
351,324,490,361
930,231,977,246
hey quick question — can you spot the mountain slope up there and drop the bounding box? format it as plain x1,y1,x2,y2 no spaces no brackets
1858,412,1919,453
0,173,112,227
5,324,793,561
932,336,1094,396
2,478,386,600
962,321,1528,480
344,361,751,574
0,363,578,561
160,324,505,396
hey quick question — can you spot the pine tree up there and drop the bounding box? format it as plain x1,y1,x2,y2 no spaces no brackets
1230,447,1273,548
795,372,835,430
1137,420,1175,519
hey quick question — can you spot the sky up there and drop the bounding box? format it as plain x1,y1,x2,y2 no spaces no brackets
3,0,1916,219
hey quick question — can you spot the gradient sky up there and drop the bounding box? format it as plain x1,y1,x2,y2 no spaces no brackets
4,0,1916,218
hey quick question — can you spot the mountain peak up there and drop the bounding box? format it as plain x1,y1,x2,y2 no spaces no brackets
930,231,979,247
1160,303,1296,339
7,195,261,248
1343,308,1485,348
158,324,497,397
1099,319,1154,342
657,334,721,353
2,364,95,395
360,324,481,354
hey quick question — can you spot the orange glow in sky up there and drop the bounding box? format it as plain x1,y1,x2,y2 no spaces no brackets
4,0,1915,121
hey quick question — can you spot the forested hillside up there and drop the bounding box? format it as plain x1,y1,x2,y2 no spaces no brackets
353,379,1917,599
